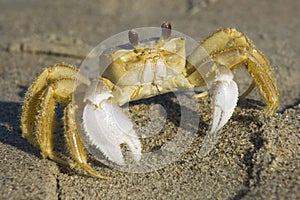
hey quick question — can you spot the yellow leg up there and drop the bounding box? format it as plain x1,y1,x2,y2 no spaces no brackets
186,28,255,87
64,104,109,179
200,28,254,53
212,47,279,115
21,63,104,177
35,86,69,165
21,63,84,147
21,69,49,148
203,28,257,100
187,28,278,115
244,49,279,114
22,64,87,164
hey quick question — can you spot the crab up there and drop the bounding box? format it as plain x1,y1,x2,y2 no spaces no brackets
21,22,279,178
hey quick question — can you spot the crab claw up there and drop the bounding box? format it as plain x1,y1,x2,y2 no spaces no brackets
82,81,141,165
209,65,239,134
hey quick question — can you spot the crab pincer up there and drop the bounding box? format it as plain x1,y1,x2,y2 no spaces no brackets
209,65,238,134
82,79,142,165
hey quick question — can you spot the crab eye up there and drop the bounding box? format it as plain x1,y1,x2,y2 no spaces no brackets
161,22,172,40
128,29,139,47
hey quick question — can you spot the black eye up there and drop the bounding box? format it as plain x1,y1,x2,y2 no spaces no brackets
128,29,139,47
161,22,172,40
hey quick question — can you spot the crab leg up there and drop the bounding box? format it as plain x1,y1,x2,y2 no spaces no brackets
21,64,90,167
186,28,254,82
187,28,278,115
200,28,254,53
64,103,108,179
22,67,50,148
35,80,75,166
212,46,279,115
197,28,257,101
21,64,88,147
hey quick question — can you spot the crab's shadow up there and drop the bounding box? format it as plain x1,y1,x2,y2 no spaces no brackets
0,101,40,156
127,92,207,136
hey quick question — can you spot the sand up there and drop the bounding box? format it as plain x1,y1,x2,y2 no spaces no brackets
0,0,299,199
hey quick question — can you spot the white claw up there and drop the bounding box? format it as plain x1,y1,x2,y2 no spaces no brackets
209,70,239,134
82,93,141,165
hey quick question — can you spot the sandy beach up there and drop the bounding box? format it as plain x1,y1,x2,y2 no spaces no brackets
0,0,299,199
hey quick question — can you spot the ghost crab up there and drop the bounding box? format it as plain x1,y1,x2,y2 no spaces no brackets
21,22,279,178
